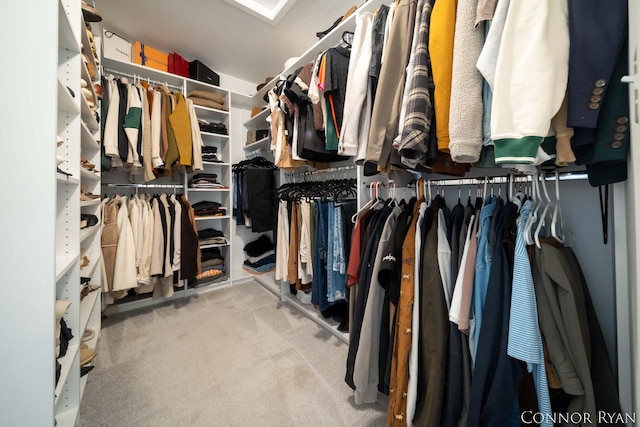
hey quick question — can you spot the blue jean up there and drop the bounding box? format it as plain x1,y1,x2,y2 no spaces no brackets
470,196,497,365
327,202,346,303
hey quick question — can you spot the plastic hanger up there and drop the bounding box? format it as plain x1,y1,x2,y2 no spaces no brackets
524,172,541,246
534,173,555,248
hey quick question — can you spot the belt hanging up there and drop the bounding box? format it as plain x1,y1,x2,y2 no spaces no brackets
599,185,609,244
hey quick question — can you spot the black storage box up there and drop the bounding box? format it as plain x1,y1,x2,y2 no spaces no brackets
189,60,220,86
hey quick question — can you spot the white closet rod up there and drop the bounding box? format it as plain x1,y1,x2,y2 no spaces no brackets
363,172,588,188
284,165,356,178
103,183,184,188
103,67,184,91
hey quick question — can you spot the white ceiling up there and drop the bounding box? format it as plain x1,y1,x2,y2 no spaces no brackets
95,0,356,87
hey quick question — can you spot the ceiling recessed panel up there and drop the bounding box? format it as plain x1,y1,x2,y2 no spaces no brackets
223,0,297,25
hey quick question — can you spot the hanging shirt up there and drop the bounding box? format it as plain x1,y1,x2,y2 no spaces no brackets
507,201,552,426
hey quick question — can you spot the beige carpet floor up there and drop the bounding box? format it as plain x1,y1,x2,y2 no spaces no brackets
79,281,388,426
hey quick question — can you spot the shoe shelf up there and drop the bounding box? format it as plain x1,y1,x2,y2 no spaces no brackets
80,224,99,243
54,343,79,407
80,255,100,279
56,254,80,283
79,14,98,80
80,290,100,341
58,0,80,53
80,62,98,109
80,118,100,151
80,167,100,180
80,94,99,132
58,79,80,115
242,108,269,129
244,136,270,151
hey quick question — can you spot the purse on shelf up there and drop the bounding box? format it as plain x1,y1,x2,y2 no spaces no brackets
168,52,190,77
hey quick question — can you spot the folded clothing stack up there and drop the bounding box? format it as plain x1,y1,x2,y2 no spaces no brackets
194,247,226,284
198,228,227,246
188,90,229,111
198,119,228,135
243,235,276,275
188,173,227,189
202,146,222,163
191,200,227,217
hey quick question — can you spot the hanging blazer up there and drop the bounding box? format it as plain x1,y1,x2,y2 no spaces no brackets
533,241,595,426
566,0,628,133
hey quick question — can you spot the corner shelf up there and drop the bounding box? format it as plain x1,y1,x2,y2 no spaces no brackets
58,0,80,53
80,290,100,339
244,137,270,151
80,254,100,278
57,172,80,185
243,108,269,129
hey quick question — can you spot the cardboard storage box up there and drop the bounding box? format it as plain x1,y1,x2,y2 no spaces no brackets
131,41,169,72
102,29,131,62
189,60,220,86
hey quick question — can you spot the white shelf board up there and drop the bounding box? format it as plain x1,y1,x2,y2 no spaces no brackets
250,0,385,102
244,137,270,151
57,172,80,185
80,14,99,78
202,161,230,166
81,167,100,180
80,289,100,339
80,198,101,207
243,108,270,129
193,104,230,122
81,94,99,131
199,242,230,249
194,215,230,221
58,0,80,53
230,90,255,108
56,254,80,282
80,224,99,243
55,407,79,427
187,187,230,192
54,344,79,406
80,121,100,150
200,132,230,144
185,77,230,97
58,79,79,114
102,56,184,88
80,254,100,278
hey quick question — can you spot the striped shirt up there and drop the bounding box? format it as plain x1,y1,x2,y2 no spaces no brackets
507,200,552,426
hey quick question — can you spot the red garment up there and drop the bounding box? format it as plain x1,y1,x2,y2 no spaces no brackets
346,209,373,286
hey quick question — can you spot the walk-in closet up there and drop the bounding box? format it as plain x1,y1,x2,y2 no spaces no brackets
2,0,640,425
